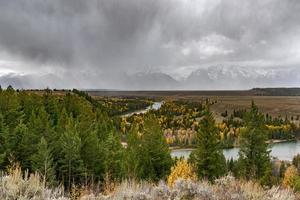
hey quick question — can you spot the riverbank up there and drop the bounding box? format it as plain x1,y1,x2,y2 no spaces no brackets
267,139,297,144
170,139,298,151
171,140,300,161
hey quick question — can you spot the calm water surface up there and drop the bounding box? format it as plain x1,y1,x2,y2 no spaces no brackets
171,141,300,161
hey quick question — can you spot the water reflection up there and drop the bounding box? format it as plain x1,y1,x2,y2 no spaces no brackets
171,141,300,161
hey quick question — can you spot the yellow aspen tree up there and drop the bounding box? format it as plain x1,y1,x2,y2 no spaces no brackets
283,165,299,188
167,159,197,187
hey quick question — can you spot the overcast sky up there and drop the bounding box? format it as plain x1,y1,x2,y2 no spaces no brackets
0,0,299,89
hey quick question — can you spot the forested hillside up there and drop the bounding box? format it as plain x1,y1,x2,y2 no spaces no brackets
0,86,121,188
0,86,173,191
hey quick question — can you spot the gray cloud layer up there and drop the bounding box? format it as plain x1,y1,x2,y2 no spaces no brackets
0,0,299,89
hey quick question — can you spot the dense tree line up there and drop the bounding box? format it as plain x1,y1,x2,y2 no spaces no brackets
0,86,171,190
96,95,152,116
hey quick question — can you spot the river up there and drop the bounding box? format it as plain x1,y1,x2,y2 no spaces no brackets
171,141,300,161
121,102,163,117
122,102,300,161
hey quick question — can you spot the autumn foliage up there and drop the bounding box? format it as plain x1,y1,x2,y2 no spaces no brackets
167,159,197,187
283,165,299,188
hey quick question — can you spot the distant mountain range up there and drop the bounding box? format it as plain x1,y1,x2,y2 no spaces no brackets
183,65,300,90
0,65,299,90
123,72,179,90
0,73,65,89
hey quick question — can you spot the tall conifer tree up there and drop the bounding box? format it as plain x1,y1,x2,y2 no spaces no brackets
238,101,271,181
59,118,85,189
125,124,142,179
0,114,8,167
30,137,56,186
190,103,226,181
139,114,172,181
104,132,125,181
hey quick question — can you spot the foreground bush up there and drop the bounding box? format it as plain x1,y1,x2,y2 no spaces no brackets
89,177,297,200
0,168,298,200
283,165,299,188
0,167,66,200
167,159,197,187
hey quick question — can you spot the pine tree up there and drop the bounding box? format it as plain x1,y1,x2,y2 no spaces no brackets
81,130,104,182
293,154,300,173
3,121,28,166
0,114,8,167
104,132,125,181
43,90,59,126
139,114,173,181
125,124,142,179
190,104,226,181
59,118,85,189
56,108,68,134
20,107,52,169
238,101,271,181
6,85,14,92
28,107,52,138
51,108,68,161
18,125,39,170
0,89,23,132
30,137,56,186
95,111,115,142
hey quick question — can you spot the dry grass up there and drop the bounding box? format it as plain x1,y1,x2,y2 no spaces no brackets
1,168,299,200
81,176,299,200
0,167,67,200
210,96,300,120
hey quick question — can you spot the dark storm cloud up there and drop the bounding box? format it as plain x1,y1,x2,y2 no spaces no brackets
0,0,299,89
0,0,169,71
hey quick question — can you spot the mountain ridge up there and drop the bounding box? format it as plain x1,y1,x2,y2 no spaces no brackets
0,65,299,90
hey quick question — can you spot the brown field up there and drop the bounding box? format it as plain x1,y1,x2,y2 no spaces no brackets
210,96,300,124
